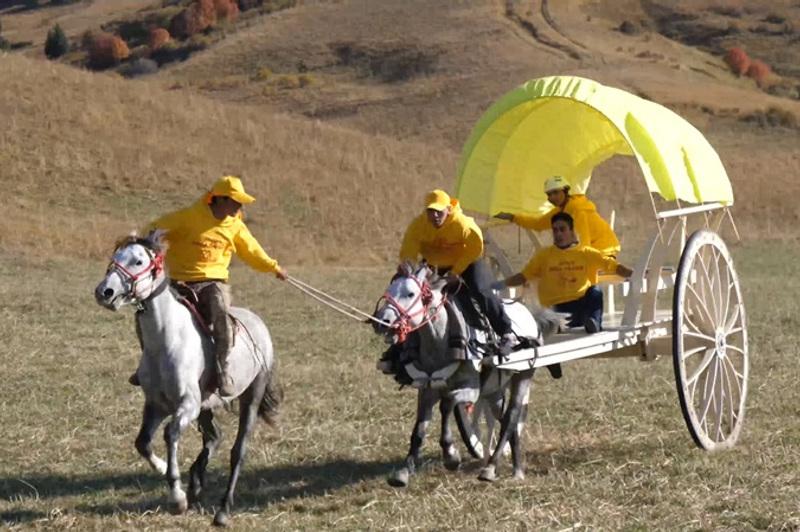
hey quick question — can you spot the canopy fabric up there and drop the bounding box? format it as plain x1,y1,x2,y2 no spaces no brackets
455,76,733,216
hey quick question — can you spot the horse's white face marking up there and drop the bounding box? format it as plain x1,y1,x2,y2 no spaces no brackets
94,243,157,311
374,272,427,331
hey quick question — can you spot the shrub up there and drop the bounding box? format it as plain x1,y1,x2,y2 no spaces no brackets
169,0,216,39
88,33,130,69
724,47,750,76
148,27,170,50
80,30,96,50
252,66,272,81
746,59,772,87
119,57,159,78
44,24,69,59
214,0,240,21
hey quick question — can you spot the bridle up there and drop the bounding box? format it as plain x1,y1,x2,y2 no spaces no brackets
378,270,448,343
107,244,166,305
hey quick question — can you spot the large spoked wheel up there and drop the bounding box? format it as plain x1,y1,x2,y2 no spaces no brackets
673,229,748,450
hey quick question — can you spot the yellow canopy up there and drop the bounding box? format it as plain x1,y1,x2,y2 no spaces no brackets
455,76,733,216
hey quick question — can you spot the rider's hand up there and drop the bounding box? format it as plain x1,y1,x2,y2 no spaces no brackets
275,267,288,281
494,212,514,221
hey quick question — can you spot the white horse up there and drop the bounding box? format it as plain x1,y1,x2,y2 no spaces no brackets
94,231,282,527
373,263,560,484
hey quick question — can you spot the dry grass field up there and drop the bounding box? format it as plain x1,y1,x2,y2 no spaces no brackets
1,244,799,530
2,0,800,529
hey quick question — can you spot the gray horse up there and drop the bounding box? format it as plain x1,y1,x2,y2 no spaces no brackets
94,231,282,527
373,264,559,484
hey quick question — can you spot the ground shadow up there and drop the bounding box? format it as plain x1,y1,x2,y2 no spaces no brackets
0,457,396,522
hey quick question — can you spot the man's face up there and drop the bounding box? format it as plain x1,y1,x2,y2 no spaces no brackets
552,220,575,248
546,188,568,208
426,206,450,228
214,196,242,219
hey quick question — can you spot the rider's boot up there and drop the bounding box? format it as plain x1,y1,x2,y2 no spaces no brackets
214,315,235,397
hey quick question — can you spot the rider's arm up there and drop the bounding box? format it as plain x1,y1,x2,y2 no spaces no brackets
233,224,281,275
498,272,527,288
398,219,422,264
450,227,483,276
513,209,553,231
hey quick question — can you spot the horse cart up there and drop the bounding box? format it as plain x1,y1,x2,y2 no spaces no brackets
455,76,749,451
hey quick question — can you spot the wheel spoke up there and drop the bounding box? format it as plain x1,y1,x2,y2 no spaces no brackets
684,330,716,343
712,358,726,441
726,344,746,356
697,248,720,324
687,282,717,330
725,303,741,333
697,356,719,431
710,247,725,324
687,349,715,387
721,355,743,411
722,353,745,380
682,345,708,361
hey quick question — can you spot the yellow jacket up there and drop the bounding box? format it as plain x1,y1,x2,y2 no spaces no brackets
513,195,620,256
399,201,483,276
144,199,280,282
521,244,618,307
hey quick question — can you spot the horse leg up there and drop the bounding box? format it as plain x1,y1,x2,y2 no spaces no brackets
135,403,167,476
439,396,461,471
388,388,438,488
509,393,530,480
213,383,262,527
188,409,222,506
479,369,534,482
164,394,200,515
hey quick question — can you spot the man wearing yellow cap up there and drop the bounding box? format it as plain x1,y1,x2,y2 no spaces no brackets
399,189,515,343
129,175,286,396
495,175,620,257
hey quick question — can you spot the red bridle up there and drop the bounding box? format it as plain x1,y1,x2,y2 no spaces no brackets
380,273,446,343
108,248,165,302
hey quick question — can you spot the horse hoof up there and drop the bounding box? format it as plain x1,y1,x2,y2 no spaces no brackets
478,465,497,482
512,469,526,481
443,449,461,471
387,468,410,488
170,498,189,515
213,510,229,527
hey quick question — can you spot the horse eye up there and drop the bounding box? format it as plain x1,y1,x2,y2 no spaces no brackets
406,292,415,298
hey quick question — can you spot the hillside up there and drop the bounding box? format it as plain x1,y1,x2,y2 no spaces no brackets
1,0,800,269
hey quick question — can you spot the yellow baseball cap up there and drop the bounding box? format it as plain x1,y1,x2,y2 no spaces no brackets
544,175,571,193
209,175,256,204
424,189,452,211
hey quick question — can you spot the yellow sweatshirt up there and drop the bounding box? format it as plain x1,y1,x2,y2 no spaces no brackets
513,195,620,256
521,244,619,307
399,201,483,276
144,199,280,282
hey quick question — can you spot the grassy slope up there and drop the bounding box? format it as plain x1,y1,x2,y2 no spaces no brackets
0,53,455,265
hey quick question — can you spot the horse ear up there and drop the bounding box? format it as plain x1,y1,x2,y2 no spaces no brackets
146,229,169,254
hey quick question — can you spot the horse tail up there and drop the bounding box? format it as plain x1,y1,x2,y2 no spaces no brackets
258,366,283,427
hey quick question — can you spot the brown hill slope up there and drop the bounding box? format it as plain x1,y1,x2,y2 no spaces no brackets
0,53,455,264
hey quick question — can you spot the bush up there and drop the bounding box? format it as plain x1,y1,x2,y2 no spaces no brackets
148,27,171,50
746,59,772,87
214,0,240,21
252,66,272,81
724,47,750,76
169,0,216,39
119,57,159,78
44,24,69,59
88,32,130,69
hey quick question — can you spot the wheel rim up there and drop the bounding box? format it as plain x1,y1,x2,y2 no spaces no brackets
673,230,748,450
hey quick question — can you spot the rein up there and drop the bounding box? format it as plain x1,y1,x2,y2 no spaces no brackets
285,276,388,326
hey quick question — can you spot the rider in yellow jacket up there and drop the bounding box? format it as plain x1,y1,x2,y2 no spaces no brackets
400,189,515,342
130,175,286,396
496,176,620,257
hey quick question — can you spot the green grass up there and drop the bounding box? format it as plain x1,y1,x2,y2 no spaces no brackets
0,243,798,530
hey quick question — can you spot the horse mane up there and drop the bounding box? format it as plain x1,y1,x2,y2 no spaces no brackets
113,230,168,255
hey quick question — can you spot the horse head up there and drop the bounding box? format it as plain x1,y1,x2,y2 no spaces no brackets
94,229,168,311
372,262,447,343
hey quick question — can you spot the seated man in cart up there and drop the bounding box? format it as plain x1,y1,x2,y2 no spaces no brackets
378,189,517,381
492,212,633,333
495,175,621,258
